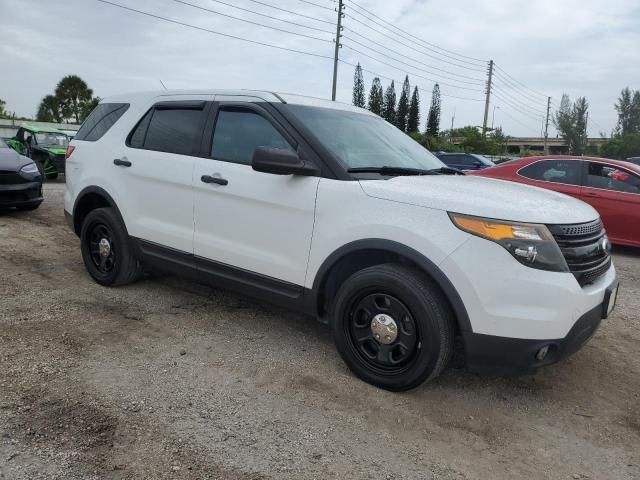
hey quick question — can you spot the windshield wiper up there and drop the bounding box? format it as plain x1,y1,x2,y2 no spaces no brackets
425,167,465,175
347,166,439,176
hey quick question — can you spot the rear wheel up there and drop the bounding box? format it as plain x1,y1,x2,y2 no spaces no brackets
331,264,454,391
80,207,141,286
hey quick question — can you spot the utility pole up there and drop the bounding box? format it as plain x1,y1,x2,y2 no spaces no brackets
543,96,551,155
449,107,455,143
331,0,344,101
482,59,494,137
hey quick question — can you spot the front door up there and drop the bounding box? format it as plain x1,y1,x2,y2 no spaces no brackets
578,161,640,245
192,102,319,287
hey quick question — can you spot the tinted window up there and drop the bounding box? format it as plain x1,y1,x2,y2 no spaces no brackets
143,108,204,155
449,155,476,167
128,109,153,148
586,163,640,194
75,103,129,141
519,160,582,185
211,109,293,165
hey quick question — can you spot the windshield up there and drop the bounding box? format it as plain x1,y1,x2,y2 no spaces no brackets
34,132,69,147
472,154,495,166
285,105,444,171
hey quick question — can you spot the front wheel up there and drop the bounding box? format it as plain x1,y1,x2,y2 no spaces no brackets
80,207,141,286
331,264,454,391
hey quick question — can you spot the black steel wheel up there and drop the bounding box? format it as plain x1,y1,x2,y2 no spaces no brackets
80,207,141,286
331,263,454,391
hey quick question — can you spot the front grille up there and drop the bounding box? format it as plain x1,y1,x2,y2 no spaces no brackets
548,219,611,287
0,172,24,185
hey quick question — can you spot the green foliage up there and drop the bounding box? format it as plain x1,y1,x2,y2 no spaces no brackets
614,87,640,135
55,75,94,123
425,84,441,136
553,94,589,155
412,125,509,156
81,97,101,122
36,95,63,123
367,77,384,116
600,133,640,159
352,63,366,108
396,75,410,131
407,86,420,133
382,81,396,124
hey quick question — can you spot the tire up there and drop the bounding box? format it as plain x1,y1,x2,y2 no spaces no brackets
80,207,141,286
331,263,454,391
16,203,40,211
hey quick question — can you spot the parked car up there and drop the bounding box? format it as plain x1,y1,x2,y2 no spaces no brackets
65,92,617,391
435,152,495,171
0,137,43,210
627,157,640,166
470,155,640,247
4,124,69,179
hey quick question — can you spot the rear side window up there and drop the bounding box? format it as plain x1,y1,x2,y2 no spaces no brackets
75,103,129,141
587,163,640,193
132,107,205,156
211,109,293,165
519,160,582,185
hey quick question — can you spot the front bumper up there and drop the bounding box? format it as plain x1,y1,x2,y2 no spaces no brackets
0,181,43,207
463,279,616,375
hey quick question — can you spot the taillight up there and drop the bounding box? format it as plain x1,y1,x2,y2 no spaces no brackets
65,146,75,159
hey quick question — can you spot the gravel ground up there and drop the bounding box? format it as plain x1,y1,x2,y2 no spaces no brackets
1,181,639,480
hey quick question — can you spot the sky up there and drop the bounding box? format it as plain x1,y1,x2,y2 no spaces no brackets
1,0,639,138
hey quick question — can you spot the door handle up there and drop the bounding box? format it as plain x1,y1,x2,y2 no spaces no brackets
113,158,132,167
201,174,228,186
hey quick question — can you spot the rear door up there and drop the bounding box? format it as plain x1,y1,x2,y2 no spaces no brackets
516,159,583,197
117,97,211,253
192,100,320,287
579,161,640,244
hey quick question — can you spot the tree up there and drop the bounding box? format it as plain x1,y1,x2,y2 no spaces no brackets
614,87,640,135
81,96,101,122
425,84,441,136
36,95,63,123
382,81,396,124
55,75,94,123
407,86,420,133
367,77,384,116
396,75,410,131
553,94,589,155
352,63,366,108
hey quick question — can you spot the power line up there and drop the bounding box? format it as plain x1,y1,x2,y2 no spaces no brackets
243,0,335,25
343,29,485,83
342,35,485,86
344,12,485,73
342,44,484,92
491,82,547,116
493,103,541,134
492,91,544,122
294,0,334,11
205,0,334,34
170,0,332,43
492,70,550,106
94,0,334,59
493,64,549,100
346,0,487,65
339,59,485,102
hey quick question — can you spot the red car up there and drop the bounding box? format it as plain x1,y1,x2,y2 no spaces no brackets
470,155,640,247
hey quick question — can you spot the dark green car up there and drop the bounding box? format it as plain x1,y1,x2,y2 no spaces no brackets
5,125,69,179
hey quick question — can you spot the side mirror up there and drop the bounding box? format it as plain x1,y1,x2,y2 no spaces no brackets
252,147,320,176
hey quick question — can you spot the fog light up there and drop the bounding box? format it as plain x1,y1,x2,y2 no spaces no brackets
536,345,550,361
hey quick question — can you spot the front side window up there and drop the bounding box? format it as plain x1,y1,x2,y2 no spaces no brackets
284,105,443,171
519,160,582,185
449,155,476,167
143,108,204,155
211,108,293,165
586,162,640,193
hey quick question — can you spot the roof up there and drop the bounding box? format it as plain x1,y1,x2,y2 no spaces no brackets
102,89,375,116
499,155,640,173
20,123,67,134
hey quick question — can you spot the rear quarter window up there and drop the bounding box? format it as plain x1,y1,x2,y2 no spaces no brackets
74,103,129,142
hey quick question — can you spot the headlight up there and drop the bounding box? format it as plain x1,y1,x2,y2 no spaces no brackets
19,162,40,176
449,213,568,272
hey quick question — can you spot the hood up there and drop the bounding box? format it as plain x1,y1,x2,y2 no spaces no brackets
359,175,599,225
0,147,33,172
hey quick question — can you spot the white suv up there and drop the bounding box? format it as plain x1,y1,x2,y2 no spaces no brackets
64,90,618,391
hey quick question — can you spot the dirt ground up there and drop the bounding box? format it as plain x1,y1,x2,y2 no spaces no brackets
0,181,639,480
